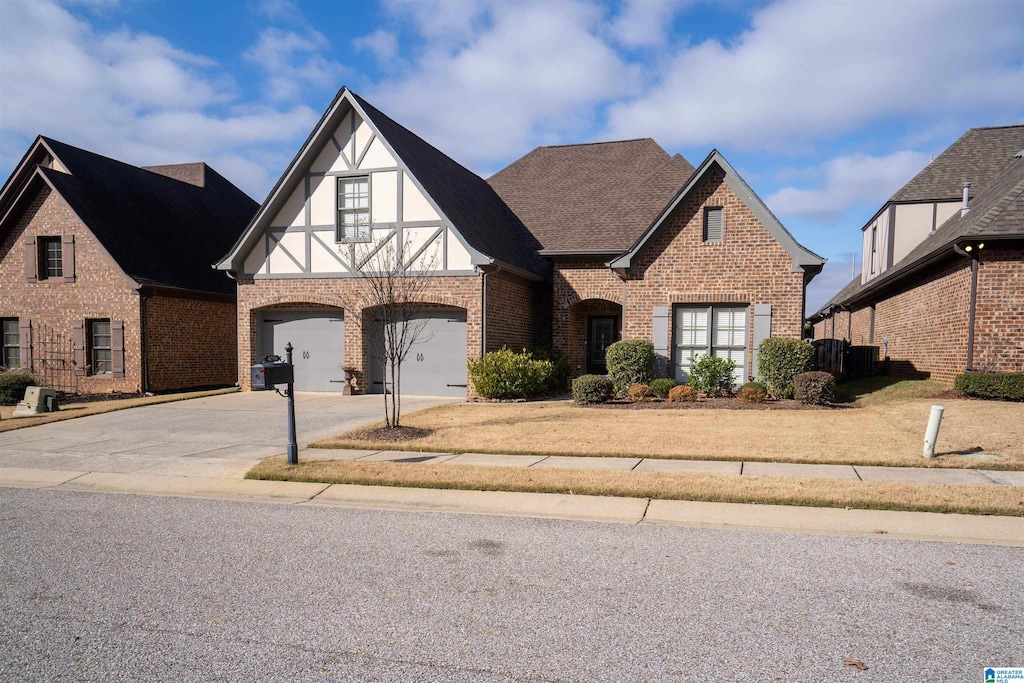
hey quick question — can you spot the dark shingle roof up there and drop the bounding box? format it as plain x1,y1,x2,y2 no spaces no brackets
38,138,257,295
487,139,695,252
890,125,1024,202
351,93,549,278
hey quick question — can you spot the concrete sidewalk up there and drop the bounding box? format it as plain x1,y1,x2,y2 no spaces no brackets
1,465,1021,546
302,447,1024,487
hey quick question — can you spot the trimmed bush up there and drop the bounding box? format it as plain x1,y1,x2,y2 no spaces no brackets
572,374,613,405
649,378,677,398
793,371,835,405
742,380,768,394
737,386,767,403
757,337,815,399
628,384,654,401
606,340,655,397
529,348,571,392
687,354,736,397
955,372,1024,402
0,372,37,406
468,348,553,400
667,385,698,402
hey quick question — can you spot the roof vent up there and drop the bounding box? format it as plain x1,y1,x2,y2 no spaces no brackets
961,182,971,217
1016,150,1024,158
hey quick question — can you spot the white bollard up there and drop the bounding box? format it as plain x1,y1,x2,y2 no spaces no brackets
923,405,945,458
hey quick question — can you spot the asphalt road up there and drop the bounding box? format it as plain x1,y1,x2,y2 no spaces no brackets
1,488,1020,682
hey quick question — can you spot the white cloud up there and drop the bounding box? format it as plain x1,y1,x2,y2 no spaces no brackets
766,150,929,221
382,0,492,43
253,0,300,20
610,0,690,47
244,28,345,101
354,29,399,64
367,0,639,167
605,0,1024,150
0,0,318,198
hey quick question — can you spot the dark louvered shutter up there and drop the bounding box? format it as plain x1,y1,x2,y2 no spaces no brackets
62,234,76,283
703,208,724,243
25,237,37,282
19,319,32,371
73,321,86,376
111,321,125,378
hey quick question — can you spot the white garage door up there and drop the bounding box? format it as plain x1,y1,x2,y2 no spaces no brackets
369,308,467,397
260,311,345,392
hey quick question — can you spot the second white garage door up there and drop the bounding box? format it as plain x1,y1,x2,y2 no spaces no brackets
369,308,467,397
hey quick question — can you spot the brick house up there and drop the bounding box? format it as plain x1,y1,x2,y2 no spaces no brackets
217,87,825,396
809,125,1024,382
0,137,257,393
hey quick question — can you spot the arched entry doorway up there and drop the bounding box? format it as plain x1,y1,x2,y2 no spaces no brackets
568,299,622,376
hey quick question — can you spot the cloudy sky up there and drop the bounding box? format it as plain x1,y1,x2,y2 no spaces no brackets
1,0,1021,313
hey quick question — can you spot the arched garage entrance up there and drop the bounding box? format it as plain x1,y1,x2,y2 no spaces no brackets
366,305,468,397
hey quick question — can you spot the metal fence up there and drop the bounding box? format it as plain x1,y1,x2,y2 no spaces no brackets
31,323,79,394
813,339,879,378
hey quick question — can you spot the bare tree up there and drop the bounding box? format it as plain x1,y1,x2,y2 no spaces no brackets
343,231,439,428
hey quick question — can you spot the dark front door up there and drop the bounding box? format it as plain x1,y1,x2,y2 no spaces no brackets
587,316,619,374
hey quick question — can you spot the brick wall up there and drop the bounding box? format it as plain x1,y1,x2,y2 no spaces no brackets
485,272,541,352
235,274,483,394
145,294,237,391
552,169,805,381
974,245,1024,373
0,186,142,393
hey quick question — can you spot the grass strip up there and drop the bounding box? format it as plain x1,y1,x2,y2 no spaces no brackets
248,457,1024,517
0,387,238,433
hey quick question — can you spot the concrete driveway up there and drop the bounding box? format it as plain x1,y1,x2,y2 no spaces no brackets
0,392,455,479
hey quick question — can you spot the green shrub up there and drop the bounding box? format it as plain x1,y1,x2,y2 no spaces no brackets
954,372,1024,401
668,385,698,402
468,348,553,400
528,348,571,391
742,380,768,394
649,378,677,398
572,374,613,405
757,337,815,399
628,384,654,401
737,386,767,403
605,340,654,397
793,371,836,405
0,372,37,406
687,354,736,397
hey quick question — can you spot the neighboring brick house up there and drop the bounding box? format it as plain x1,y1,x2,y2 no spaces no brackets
218,87,824,396
0,137,257,393
809,125,1024,382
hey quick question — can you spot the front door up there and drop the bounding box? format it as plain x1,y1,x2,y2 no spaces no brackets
587,316,619,374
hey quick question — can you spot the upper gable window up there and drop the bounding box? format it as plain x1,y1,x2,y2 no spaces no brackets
337,176,370,243
39,237,63,279
703,207,724,243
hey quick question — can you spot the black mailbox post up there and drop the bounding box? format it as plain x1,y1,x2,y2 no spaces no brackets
250,342,298,465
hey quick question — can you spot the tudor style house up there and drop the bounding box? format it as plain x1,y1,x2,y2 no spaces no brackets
810,125,1024,382
217,87,825,396
0,137,257,394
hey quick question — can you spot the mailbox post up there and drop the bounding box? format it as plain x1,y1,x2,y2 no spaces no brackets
284,342,298,465
250,343,298,465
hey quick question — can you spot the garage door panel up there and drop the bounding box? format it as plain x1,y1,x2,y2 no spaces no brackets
370,308,467,397
260,312,345,392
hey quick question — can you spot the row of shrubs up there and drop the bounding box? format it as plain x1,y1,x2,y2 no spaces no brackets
954,372,1024,402
573,372,835,406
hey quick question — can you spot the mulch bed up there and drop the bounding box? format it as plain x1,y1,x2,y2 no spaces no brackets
589,398,841,410
357,426,434,442
56,391,147,404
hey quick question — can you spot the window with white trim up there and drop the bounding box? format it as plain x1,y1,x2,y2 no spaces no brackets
1,319,19,370
337,176,370,243
673,305,748,383
89,319,112,375
703,207,724,242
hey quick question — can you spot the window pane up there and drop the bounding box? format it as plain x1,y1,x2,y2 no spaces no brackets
45,239,63,277
713,307,746,347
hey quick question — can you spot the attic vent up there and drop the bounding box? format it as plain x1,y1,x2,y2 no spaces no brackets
703,207,724,242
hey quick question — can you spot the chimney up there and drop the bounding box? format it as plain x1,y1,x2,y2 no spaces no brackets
961,182,970,217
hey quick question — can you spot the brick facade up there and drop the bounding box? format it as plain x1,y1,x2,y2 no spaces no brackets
484,272,542,352
145,294,237,391
235,274,483,394
0,185,239,394
972,245,1024,374
553,169,805,381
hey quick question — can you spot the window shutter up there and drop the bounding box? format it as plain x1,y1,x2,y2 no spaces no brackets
19,319,33,370
652,306,669,377
703,208,724,242
111,320,125,378
25,237,37,282
62,234,76,283
73,321,86,376
752,304,772,380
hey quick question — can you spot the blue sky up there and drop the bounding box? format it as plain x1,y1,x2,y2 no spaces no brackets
1,0,1022,313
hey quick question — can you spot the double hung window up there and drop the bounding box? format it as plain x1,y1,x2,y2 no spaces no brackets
337,176,370,242
673,305,748,383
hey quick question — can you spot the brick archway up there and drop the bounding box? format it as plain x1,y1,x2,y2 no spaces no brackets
561,298,622,378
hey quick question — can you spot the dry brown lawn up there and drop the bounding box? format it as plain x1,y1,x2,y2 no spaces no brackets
312,398,1024,470
0,388,238,432
248,457,1024,517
